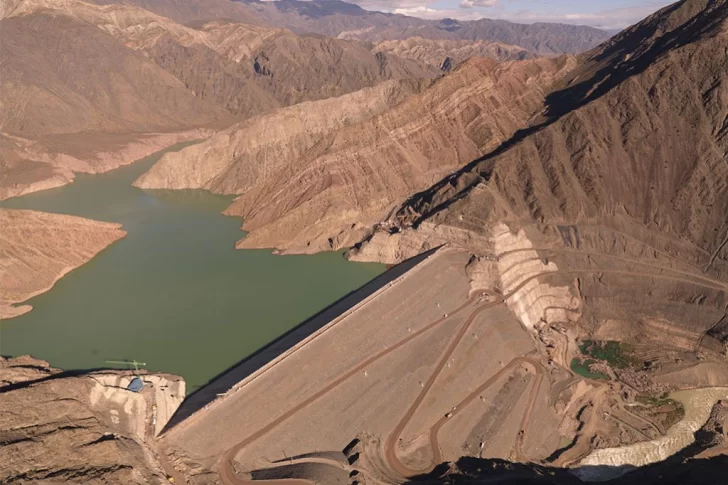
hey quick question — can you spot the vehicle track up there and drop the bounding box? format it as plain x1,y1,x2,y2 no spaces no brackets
382,300,503,477
219,261,727,484
218,294,481,484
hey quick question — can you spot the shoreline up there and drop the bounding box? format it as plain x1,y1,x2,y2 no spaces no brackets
0,209,127,321
0,130,211,202
0,225,128,321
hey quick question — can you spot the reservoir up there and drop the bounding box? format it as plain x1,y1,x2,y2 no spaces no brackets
0,143,384,391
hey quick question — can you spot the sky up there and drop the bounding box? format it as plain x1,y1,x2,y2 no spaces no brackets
346,0,676,30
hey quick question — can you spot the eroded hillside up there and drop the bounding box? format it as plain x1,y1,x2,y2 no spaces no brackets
0,356,185,483
0,209,126,318
136,55,576,253
0,0,437,200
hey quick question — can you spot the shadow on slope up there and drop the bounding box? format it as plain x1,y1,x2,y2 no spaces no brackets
160,247,441,434
406,413,728,484
406,454,728,485
392,0,728,230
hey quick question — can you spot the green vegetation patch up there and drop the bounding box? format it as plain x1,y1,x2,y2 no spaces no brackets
570,358,609,380
635,394,672,406
632,394,686,431
578,340,638,369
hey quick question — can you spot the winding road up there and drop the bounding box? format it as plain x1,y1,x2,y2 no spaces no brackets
213,247,728,484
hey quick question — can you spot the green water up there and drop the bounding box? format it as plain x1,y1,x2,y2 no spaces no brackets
570,359,610,380
0,143,384,391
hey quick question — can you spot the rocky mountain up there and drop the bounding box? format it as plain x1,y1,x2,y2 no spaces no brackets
344,0,728,393
133,77,431,191
0,1,232,137
352,0,728,267
0,0,436,200
89,0,262,24
372,37,533,71
148,22,438,114
136,55,575,253
86,0,612,55
237,0,613,55
0,0,232,199
0,209,126,319
0,356,185,484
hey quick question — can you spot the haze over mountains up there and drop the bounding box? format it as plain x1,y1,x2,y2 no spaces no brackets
235,0,612,55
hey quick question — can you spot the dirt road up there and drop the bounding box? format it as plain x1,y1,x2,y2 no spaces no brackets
218,294,480,484
215,253,727,484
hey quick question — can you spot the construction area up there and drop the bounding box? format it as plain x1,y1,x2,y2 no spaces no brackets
155,223,728,484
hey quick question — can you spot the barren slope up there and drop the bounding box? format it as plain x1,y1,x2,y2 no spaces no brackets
0,209,126,319
0,0,436,200
134,78,430,192
347,0,728,381
373,37,534,71
0,10,230,137
354,0,728,270
136,56,575,253
148,24,438,115
237,0,611,55
87,0,262,24
0,356,185,484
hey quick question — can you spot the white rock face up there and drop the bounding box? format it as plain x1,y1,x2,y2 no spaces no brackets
575,387,728,481
492,224,581,330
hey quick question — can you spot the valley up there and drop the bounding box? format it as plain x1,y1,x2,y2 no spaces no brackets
0,144,383,391
2,0,728,484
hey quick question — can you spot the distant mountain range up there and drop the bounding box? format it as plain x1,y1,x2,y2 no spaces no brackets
236,0,614,55
93,0,614,55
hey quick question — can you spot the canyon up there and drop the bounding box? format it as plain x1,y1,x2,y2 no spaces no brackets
2,0,728,484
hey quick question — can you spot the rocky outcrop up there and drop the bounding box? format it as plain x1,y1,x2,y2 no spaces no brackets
0,356,185,484
0,130,211,200
133,78,430,193
357,0,728,264
224,55,573,253
372,37,534,71
0,209,126,318
147,24,438,117
137,55,574,254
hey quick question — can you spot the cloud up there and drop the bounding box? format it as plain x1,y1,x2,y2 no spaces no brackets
351,0,439,10
356,0,670,29
504,4,671,30
274,1,673,30
459,0,499,8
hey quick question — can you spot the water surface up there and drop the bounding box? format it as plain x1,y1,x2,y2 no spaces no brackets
0,143,384,390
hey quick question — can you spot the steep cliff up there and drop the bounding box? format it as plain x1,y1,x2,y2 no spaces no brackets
137,55,575,253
